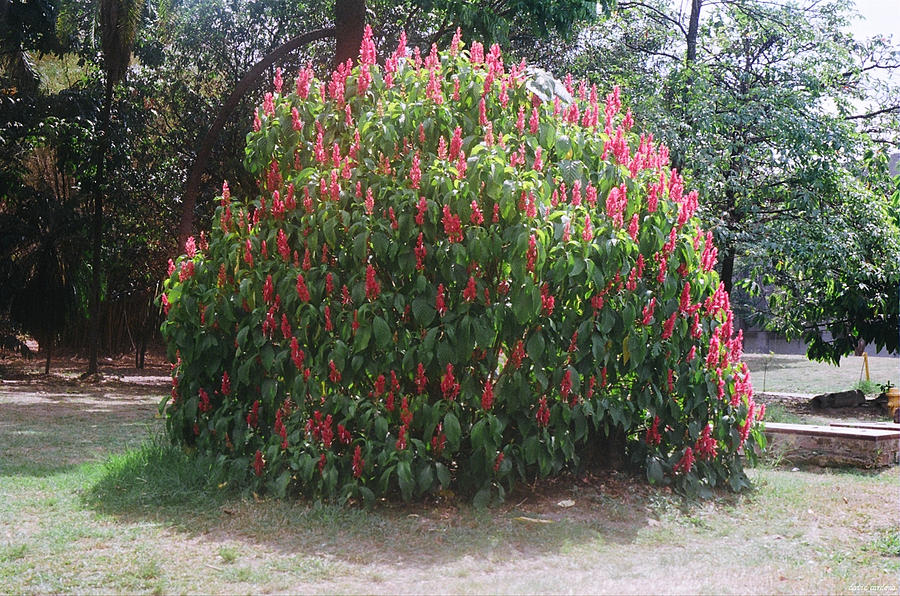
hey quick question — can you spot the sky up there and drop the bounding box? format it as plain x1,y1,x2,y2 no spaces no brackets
849,0,900,41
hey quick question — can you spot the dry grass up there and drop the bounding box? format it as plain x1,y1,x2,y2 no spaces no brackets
1,354,898,594
744,353,898,395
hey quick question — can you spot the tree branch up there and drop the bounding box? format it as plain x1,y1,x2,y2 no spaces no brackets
177,27,336,249
845,105,900,120
618,1,687,37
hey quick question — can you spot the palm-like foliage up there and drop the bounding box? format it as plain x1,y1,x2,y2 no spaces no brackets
99,0,144,88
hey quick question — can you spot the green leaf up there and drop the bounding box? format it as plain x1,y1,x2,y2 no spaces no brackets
526,331,545,361
397,460,414,501
260,344,274,370
373,316,391,348
354,322,371,351
417,464,434,492
275,470,291,498
412,296,436,327
444,412,461,449
522,435,539,464
435,463,451,487
473,486,491,509
375,416,388,440
647,458,664,485
261,378,277,403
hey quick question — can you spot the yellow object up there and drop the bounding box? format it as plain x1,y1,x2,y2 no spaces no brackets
514,516,554,524
887,386,900,420
863,353,870,381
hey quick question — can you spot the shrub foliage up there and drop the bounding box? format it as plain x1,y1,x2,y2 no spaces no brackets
161,28,763,503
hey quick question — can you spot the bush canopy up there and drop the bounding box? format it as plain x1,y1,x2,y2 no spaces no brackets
161,28,764,503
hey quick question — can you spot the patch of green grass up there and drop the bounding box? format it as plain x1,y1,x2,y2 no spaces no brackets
218,545,239,564
0,544,27,562
854,379,881,395
223,565,268,584
84,437,229,514
868,529,900,558
762,402,803,424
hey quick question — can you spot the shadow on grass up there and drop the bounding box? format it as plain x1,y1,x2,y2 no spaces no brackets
0,400,160,477
83,439,667,568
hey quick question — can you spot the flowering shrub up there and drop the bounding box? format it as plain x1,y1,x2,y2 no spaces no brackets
160,28,764,503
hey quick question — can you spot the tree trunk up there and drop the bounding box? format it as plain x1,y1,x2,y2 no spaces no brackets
720,245,735,295
334,0,366,68
87,78,114,375
44,339,52,375
685,0,702,64
670,0,702,174
177,27,336,249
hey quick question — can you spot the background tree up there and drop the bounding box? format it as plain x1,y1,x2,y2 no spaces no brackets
542,0,900,361
85,0,145,374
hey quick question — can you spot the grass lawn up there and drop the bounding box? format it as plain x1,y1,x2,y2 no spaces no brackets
1,355,898,594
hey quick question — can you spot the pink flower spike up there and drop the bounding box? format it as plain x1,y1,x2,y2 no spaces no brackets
582,214,593,242
360,24,376,65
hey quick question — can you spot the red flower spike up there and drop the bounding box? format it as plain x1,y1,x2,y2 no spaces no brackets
328,360,342,384
415,362,428,394
645,416,661,445
253,450,265,476
540,283,555,316
243,239,253,267
640,297,656,325
662,311,677,339
470,200,484,225
442,205,463,242
536,397,550,428
246,400,259,428
526,234,537,273
415,196,427,225
482,379,494,410
296,273,311,302
440,363,460,400
674,447,695,474
414,232,427,270
364,187,374,215
281,314,291,339
436,283,447,316
198,388,211,413
410,151,422,189
695,424,717,460
352,446,364,478
365,264,380,301
560,369,572,402
302,247,311,271
291,337,305,370
463,276,477,302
